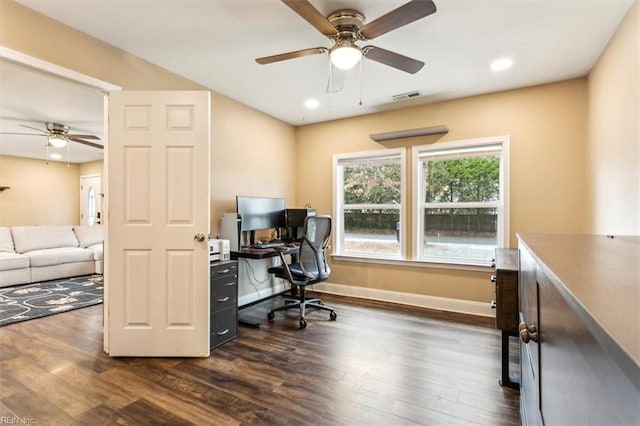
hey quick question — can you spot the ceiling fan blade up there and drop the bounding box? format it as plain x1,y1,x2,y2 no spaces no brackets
256,47,327,65
19,124,47,134
282,0,338,37
67,134,100,140
360,0,437,40
68,137,104,149
363,46,425,74
327,66,346,93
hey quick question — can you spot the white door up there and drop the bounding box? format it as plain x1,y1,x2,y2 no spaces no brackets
80,174,102,226
107,91,211,356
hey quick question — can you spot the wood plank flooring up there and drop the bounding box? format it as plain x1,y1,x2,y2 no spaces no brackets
0,293,519,425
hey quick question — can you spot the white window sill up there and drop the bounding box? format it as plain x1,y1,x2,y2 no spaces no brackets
331,254,492,272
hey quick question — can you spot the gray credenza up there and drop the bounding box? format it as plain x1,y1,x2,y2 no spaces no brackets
210,260,238,350
518,234,639,426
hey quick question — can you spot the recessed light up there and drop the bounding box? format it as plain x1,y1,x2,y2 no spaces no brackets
49,153,62,160
304,99,319,109
490,57,513,72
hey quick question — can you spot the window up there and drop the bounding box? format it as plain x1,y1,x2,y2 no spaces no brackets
334,149,405,259
413,137,509,266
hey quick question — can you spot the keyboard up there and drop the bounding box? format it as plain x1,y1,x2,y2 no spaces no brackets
253,241,285,249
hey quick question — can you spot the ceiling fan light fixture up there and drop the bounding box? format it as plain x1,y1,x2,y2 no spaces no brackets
330,40,362,70
48,133,67,148
490,57,513,72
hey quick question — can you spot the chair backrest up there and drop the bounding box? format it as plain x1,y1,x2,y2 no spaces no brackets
299,215,331,281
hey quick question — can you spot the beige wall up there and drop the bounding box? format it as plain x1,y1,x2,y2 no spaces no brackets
296,79,588,302
587,1,640,234
0,155,80,226
79,161,104,177
3,0,635,306
1,1,297,236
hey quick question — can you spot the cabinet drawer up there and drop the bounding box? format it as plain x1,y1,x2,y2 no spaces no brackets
211,278,237,312
211,263,237,278
492,249,519,332
210,307,237,349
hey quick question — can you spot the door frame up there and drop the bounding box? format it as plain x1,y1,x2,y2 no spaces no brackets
1,46,120,352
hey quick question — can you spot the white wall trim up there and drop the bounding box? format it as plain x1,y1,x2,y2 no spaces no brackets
311,281,495,318
238,282,288,308
0,45,121,92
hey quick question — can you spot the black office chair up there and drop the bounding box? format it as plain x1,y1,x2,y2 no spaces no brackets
267,215,336,328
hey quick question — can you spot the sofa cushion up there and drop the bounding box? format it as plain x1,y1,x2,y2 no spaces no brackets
26,247,93,267
73,225,104,248
87,243,103,261
0,251,30,271
0,227,15,253
11,225,79,254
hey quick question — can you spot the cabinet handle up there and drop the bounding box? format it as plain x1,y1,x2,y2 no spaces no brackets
225,281,235,286
490,300,497,309
490,275,497,283
217,268,230,274
216,329,230,336
217,297,230,303
519,321,539,343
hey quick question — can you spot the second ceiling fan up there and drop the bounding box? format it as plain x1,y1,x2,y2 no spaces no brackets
256,0,437,90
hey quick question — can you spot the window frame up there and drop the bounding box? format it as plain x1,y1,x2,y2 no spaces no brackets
333,148,406,260
411,136,510,266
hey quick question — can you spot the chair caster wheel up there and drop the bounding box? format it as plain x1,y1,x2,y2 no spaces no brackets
299,318,307,329
330,311,337,321
267,312,275,320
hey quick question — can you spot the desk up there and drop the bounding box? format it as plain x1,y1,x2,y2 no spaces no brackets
231,245,299,261
231,245,299,327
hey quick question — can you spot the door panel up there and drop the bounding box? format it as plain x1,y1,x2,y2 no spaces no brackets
107,91,210,356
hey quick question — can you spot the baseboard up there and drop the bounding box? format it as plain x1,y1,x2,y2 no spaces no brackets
311,281,495,318
238,282,288,308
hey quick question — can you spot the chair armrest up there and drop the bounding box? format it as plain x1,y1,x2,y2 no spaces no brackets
273,250,295,284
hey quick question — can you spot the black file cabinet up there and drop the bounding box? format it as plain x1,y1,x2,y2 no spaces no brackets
210,260,238,350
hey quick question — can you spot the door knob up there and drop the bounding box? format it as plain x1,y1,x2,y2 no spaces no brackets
519,321,539,343
194,233,206,242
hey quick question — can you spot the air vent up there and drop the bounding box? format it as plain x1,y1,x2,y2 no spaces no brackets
392,91,421,101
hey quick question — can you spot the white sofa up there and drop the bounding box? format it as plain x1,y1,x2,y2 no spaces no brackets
0,225,103,288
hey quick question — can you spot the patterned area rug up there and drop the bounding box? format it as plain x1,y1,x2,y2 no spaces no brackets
0,275,103,326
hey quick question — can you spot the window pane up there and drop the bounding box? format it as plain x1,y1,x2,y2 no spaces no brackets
423,156,499,203
344,208,400,256
87,186,96,226
343,162,401,204
422,208,497,262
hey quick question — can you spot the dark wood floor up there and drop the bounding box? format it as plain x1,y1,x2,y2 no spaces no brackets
0,293,519,425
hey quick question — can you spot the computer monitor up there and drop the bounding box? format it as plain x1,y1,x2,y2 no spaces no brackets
236,196,286,232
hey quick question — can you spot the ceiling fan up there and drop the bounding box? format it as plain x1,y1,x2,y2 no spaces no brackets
256,0,437,91
1,122,102,149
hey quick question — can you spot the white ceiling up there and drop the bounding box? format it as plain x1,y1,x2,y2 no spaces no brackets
1,0,634,163
0,60,105,164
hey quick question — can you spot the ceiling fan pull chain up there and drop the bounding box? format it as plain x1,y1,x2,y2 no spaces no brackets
67,142,70,168
328,62,334,114
358,58,363,106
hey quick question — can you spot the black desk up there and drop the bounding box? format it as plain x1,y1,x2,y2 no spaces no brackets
232,245,299,327
230,245,298,260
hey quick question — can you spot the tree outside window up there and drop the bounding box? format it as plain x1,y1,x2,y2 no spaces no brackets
414,139,509,265
334,150,405,258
